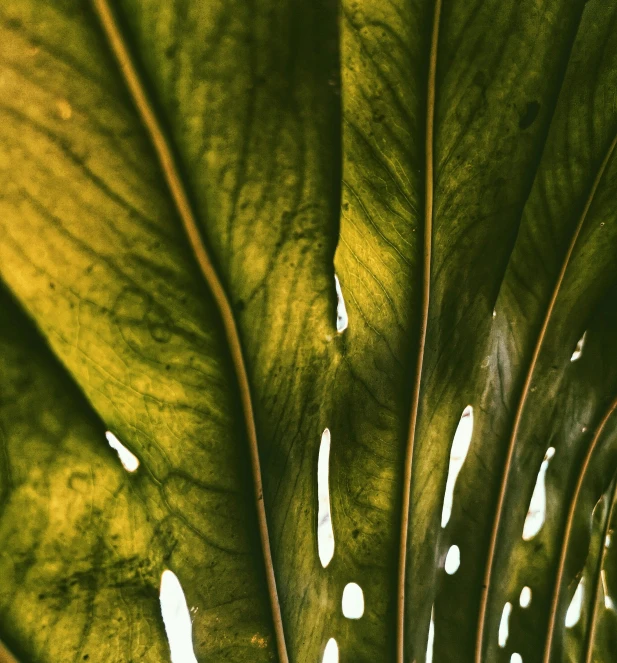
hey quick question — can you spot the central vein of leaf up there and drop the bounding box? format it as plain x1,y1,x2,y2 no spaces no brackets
396,1,443,660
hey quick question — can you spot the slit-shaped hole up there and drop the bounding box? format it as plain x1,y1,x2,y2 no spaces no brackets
322,638,339,663
342,582,364,619
565,577,584,628
511,654,523,663
106,431,139,472
426,606,435,663
519,586,532,608
159,570,198,663
606,533,612,548
601,570,615,610
571,331,587,361
498,602,512,648
444,545,461,575
522,447,555,541
317,428,335,568
441,406,474,527
334,275,348,333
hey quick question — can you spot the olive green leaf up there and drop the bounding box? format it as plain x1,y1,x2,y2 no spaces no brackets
1,0,617,662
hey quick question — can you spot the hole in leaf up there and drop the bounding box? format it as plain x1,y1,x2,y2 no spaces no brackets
317,428,335,568
571,331,586,361
522,447,555,541
159,570,198,663
106,431,139,472
602,570,615,610
342,582,364,619
441,406,473,527
426,606,435,663
498,602,512,648
606,534,612,548
444,545,461,575
334,274,348,333
511,654,523,663
322,638,338,663
519,586,532,608
565,577,584,628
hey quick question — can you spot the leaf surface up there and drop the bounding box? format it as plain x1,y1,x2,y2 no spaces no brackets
1,1,617,662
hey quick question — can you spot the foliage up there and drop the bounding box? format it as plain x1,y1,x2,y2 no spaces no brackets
1,0,617,661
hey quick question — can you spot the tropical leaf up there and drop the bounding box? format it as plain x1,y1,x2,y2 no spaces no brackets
1,0,617,662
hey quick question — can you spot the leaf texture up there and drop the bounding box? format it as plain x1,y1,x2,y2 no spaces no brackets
1,1,617,662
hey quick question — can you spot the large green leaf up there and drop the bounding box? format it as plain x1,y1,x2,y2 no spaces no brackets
1,0,617,662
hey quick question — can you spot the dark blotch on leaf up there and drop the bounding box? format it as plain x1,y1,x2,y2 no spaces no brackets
5,17,22,30
519,101,540,130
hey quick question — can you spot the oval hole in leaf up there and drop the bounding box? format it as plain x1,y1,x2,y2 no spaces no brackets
342,582,364,619
444,545,461,575
105,431,139,472
522,447,555,541
519,586,532,608
565,577,584,628
159,570,198,663
322,638,339,663
334,274,348,333
441,406,474,527
317,428,335,568
511,654,523,663
571,331,587,361
498,602,512,647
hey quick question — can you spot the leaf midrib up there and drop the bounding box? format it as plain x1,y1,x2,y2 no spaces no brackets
90,2,289,661
396,0,442,660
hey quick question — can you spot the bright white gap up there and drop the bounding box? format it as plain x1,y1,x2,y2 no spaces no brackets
334,274,348,333
317,428,335,568
498,602,512,648
159,570,198,663
565,577,584,628
106,431,139,472
571,331,586,361
601,570,615,610
519,586,532,608
511,654,523,663
426,606,435,663
522,447,555,541
322,638,339,663
441,406,474,527
444,545,461,575
606,534,612,548
342,582,364,619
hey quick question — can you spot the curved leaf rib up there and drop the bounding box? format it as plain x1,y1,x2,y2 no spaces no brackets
542,396,617,663
475,127,617,661
90,2,288,662
396,0,442,659
584,475,617,663
0,641,17,663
